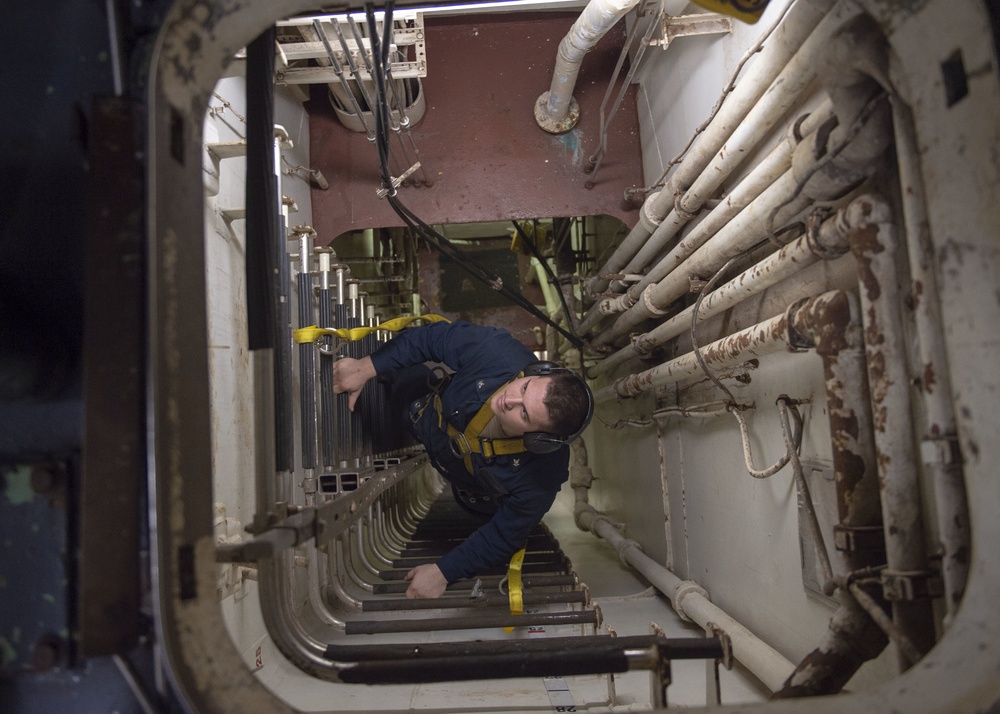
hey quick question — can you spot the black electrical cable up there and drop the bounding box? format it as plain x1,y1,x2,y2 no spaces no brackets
510,220,580,338
364,1,582,350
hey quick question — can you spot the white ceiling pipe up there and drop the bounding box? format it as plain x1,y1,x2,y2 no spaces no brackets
533,0,656,134
589,197,857,378
596,87,892,348
892,99,968,622
611,0,860,282
584,0,840,299
601,99,836,313
849,197,936,665
594,298,801,402
594,169,814,348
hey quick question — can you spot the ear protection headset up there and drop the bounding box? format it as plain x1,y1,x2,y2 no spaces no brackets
519,361,595,454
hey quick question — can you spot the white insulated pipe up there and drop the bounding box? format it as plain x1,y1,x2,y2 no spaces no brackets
596,169,814,347
585,0,841,297
589,200,858,378
892,100,969,621
594,304,797,402
608,2,861,290
849,198,936,664
571,448,796,692
533,0,648,134
601,99,836,314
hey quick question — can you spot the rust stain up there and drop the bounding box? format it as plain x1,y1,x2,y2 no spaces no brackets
922,362,936,394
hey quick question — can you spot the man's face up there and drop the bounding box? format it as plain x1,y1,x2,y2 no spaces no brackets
489,375,552,437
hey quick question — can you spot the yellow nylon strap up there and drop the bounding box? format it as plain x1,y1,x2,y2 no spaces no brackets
503,547,527,632
292,313,451,344
443,385,527,474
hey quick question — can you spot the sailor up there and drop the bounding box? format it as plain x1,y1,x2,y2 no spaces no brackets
334,319,593,599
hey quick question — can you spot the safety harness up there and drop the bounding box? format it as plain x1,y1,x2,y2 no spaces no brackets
416,377,529,476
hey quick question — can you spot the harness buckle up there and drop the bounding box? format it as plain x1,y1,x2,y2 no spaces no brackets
449,431,472,458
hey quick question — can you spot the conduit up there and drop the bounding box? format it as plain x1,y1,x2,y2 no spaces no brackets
533,0,652,134
602,0,862,294
585,0,840,297
569,442,797,692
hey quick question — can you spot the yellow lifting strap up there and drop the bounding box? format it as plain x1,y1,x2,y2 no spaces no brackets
443,385,527,475
503,547,527,632
292,313,451,344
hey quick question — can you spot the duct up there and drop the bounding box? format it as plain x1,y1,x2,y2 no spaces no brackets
596,100,837,319
533,0,650,134
593,81,892,349
848,197,936,666
584,0,841,298
891,99,968,621
569,442,798,692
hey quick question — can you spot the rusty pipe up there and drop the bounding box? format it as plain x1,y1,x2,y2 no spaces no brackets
849,196,936,667
773,590,888,698
590,199,858,379
594,292,849,403
787,287,882,535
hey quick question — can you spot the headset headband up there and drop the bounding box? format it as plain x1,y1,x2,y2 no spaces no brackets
519,361,594,454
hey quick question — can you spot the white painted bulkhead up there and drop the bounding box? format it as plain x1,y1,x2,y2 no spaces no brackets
153,0,1000,711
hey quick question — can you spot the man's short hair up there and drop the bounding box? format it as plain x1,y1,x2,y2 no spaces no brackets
541,372,591,438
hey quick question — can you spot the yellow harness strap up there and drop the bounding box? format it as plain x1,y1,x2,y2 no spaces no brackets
292,313,451,344
503,547,527,632
443,385,527,475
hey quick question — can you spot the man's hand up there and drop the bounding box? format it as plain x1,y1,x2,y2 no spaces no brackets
404,563,447,599
333,356,377,411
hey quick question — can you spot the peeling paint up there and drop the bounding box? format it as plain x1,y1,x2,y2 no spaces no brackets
3,468,34,506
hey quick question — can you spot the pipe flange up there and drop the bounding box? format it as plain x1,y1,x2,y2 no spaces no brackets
615,536,642,565
673,192,698,222
673,580,709,622
534,92,580,134
641,284,671,316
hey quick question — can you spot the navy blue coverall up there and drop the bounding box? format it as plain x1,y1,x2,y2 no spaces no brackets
368,320,569,583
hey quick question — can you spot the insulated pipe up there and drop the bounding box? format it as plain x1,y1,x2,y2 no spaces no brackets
590,200,853,378
602,19,853,299
892,99,969,620
585,0,841,297
595,89,892,348
533,0,645,134
594,290,813,403
849,198,936,666
594,100,836,322
787,287,882,536
569,444,796,692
